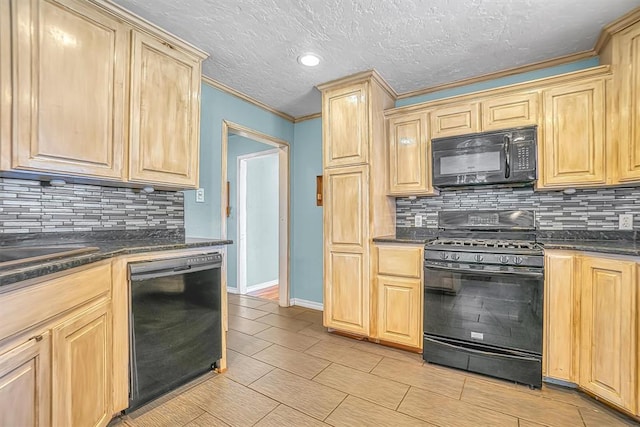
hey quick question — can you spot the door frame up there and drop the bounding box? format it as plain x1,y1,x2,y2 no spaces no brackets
236,148,280,295
221,121,290,307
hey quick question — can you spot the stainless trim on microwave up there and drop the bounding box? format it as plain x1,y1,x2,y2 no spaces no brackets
432,126,537,188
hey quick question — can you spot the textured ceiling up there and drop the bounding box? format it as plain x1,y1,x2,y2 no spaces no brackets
112,0,639,118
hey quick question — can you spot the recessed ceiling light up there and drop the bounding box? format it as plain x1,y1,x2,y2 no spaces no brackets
298,53,321,67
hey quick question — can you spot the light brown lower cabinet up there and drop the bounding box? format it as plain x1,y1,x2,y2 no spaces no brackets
52,300,112,427
0,262,114,427
376,275,422,348
544,251,638,415
0,332,51,427
578,256,636,413
374,244,423,349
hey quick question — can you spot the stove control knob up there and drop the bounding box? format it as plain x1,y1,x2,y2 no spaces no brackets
498,255,509,264
439,252,449,260
451,253,460,261
474,254,484,262
514,257,524,265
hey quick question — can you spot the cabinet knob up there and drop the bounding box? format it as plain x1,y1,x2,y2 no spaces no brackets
31,335,43,342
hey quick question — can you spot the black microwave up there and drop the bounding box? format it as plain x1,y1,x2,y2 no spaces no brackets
431,126,537,188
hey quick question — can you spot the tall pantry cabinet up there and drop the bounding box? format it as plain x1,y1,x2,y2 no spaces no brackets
318,71,396,336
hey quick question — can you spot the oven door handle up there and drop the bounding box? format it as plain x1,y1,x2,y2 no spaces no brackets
424,336,540,362
424,263,543,278
504,134,511,178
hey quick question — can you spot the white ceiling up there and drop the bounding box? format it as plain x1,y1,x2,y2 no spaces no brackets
112,0,639,118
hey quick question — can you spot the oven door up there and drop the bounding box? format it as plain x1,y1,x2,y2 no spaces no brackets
423,263,543,355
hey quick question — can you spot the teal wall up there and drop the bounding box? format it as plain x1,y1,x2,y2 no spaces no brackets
185,83,293,238
225,135,275,289
396,57,600,107
291,118,323,303
246,153,279,287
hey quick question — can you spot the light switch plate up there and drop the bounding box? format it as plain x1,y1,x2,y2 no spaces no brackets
196,188,205,203
415,214,423,227
619,214,633,230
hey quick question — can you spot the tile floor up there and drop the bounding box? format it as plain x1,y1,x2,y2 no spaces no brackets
113,294,639,427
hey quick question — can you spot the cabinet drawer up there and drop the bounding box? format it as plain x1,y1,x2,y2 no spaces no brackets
0,262,111,341
377,245,423,278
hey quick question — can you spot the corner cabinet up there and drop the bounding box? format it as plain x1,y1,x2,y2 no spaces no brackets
613,21,640,182
0,0,207,189
387,112,433,195
128,32,201,188
538,78,608,188
319,72,396,338
5,0,128,180
578,256,636,413
544,250,638,416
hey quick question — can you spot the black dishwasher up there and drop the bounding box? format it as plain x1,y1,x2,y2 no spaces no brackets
127,252,222,412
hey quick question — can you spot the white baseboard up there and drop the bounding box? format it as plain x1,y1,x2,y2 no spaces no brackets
290,298,323,311
246,279,278,293
226,287,240,294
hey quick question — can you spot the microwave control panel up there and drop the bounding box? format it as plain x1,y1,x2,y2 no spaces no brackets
513,143,535,171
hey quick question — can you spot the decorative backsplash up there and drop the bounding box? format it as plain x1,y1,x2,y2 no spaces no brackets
0,178,184,233
396,185,640,230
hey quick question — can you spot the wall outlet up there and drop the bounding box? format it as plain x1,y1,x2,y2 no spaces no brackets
195,188,205,203
619,214,633,230
415,214,423,227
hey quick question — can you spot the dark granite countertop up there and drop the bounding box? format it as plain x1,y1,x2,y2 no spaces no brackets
0,229,232,288
374,228,640,257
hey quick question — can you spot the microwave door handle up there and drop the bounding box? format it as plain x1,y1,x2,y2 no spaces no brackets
504,135,511,178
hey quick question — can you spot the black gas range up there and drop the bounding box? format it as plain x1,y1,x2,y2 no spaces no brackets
422,210,544,388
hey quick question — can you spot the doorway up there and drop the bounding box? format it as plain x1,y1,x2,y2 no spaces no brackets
237,149,279,299
221,121,290,307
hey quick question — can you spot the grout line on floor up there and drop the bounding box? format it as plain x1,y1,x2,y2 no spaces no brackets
309,360,334,381
395,384,412,411
368,354,385,373
321,391,349,423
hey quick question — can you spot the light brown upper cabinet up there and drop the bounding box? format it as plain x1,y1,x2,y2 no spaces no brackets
323,82,369,168
128,32,202,188
481,92,539,131
6,0,128,179
615,22,640,182
388,112,433,195
1,0,207,189
430,102,480,139
538,78,608,189
579,256,636,413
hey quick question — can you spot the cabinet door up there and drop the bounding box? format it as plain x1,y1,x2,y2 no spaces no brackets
481,92,539,131
388,112,432,195
10,0,127,179
579,256,636,412
129,31,201,188
323,83,369,168
539,79,607,188
376,276,422,348
430,103,479,139
617,24,640,182
323,165,369,335
0,333,50,427
52,301,112,427
543,252,576,382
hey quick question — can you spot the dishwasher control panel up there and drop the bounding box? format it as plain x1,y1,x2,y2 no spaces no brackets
187,252,222,266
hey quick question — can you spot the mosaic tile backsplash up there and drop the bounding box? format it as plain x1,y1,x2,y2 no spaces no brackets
396,185,640,230
0,178,184,233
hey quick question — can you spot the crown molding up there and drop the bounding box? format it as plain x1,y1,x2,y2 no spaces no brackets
201,75,295,122
316,69,398,100
293,112,322,123
594,6,640,53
